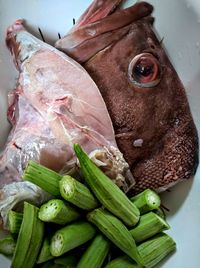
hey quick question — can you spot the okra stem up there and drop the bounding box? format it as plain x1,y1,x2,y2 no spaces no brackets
74,144,140,227
77,234,110,268
8,211,23,234
87,208,143,266
59,175,99,210
129,212,170,243
38,199,80,225
0,235,16,256
130,189,161,214
23,160,62,196
50,221,96,257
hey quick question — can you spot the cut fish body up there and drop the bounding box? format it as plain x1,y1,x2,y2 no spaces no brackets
0,20,130,226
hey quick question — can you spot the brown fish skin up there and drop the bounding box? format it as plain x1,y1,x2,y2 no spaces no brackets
56,1,199,193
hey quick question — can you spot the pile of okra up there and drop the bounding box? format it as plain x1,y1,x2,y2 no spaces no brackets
0,144,176,268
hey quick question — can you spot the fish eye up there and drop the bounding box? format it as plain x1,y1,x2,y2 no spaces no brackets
128,53,161,88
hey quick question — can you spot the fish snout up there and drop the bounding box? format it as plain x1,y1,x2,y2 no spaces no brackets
129,119,199,194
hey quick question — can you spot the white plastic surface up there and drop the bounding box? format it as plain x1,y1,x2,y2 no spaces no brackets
0,1,200,267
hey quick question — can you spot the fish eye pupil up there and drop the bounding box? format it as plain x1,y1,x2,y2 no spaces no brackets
134,63,153,77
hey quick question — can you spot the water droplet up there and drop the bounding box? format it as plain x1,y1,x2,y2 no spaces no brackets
196,42,200,48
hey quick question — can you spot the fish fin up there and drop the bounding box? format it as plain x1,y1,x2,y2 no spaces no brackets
72,0,123,31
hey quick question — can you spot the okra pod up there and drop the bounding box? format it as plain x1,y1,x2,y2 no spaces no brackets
0,235,16,256
87,208,143,266
77,234,110,268
50,221,96,257
105,255,141,268
59,176,99,210
105,233,176,268
23,160,62,196
38,199,80,225
8,211,23,234
37,237,54,264
74,144,140,227
138,233,176,268
130,189,161,214
11,202,44,268
153,207,166,219
130,212,170,243
38,261,61,268
54,254,78,267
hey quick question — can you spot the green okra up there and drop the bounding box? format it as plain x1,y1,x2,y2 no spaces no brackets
138,233,176,268
50,221,96,257
105,255,140,268
37,237,54,264
153,207,166,219
74,144,140,227
38,199,80,225
130,212,170,243
77,234,110,268
105,233,176,268
38,261,62,268
54,254,78,267
11,202,44,268
87,208,143,266
59,175,99,210
0,235,16,256
130,189,161,215
23,160,62,196
8,211,23,234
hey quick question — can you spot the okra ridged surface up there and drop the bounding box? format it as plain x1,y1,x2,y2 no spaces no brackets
74,144,140,227
50,221,96,257
39,199,80,225
59,175,99,210
87,208,143,266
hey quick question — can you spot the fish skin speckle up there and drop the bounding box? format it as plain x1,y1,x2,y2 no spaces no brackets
56,0,199,193
133,139,143,147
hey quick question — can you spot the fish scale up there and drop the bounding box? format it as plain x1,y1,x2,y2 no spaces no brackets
56,0,198,193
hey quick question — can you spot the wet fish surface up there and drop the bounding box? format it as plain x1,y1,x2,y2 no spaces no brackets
56,0,199,194
0,19,130,226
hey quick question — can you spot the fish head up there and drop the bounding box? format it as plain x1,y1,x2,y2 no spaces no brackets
56,1,199,193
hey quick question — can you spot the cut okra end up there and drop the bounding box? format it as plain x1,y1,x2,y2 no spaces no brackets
51,234,64,257
146,190,161,208
59,177,75,198
39,200,60,221
38,199,80,225
0,235,16,256
59,175,99,211
130,189,161,215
